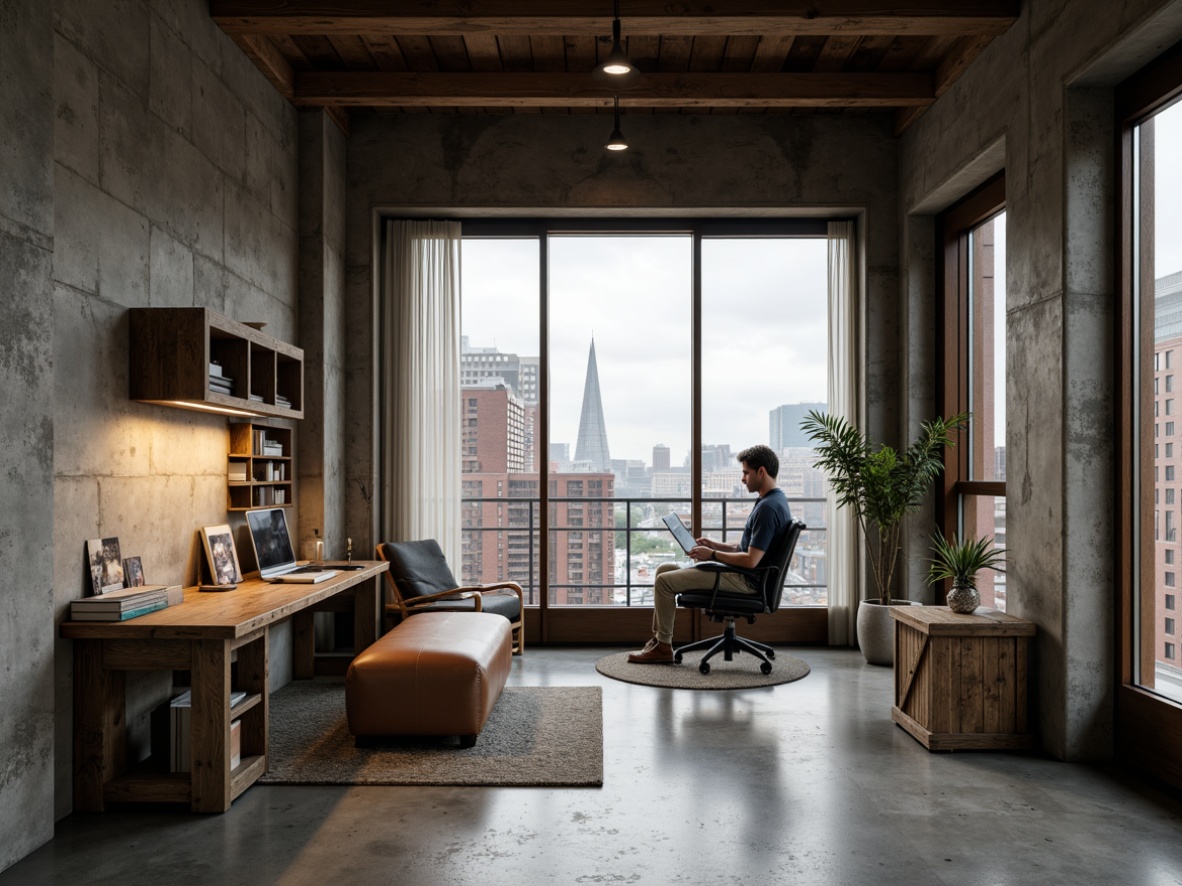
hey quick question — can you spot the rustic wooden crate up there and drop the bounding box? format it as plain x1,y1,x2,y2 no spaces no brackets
890,606,1036,751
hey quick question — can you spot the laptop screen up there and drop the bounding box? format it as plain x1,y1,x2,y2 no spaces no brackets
246,507,298,577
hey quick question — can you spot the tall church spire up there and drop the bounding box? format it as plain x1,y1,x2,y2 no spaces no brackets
574,338,611,472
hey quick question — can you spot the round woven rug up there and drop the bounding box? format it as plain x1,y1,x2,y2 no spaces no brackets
596,649,809,690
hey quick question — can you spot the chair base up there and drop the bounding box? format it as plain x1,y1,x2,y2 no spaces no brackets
674,616,776,675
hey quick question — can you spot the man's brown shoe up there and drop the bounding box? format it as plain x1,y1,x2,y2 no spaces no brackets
627,639,675,664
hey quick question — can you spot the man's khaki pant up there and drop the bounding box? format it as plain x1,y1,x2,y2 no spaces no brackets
651,561,756,645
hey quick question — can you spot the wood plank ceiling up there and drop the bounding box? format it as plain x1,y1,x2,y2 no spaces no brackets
211,2,1019,136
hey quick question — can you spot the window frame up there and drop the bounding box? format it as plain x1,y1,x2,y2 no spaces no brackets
935,173,1007,603
460,217,835,645
1116,36,1182,790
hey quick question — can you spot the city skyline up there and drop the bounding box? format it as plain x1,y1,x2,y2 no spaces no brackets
461,235,828,463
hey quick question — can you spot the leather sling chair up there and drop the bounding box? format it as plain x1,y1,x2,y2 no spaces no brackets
673,518,806,675
376,539,524,654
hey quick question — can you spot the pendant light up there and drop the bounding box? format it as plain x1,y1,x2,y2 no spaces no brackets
604,96,628,151
595,0,637,80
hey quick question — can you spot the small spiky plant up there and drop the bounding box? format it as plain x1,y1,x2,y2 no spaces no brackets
927,530,1006,589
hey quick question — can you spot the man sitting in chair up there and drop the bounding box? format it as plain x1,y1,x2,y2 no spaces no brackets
628,444,793,664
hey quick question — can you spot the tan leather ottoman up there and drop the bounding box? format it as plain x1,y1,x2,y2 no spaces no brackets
345,611,512,747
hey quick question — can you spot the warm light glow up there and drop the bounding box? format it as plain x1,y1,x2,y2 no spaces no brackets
605,140,628,151
167,400,262,417
601,61,632,75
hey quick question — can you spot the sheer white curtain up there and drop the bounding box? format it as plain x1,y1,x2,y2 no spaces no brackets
380,219,462,567
827,220,859,646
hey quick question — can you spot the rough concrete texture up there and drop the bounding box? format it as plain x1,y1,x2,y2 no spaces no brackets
298,111,349,559
43,0,299,830
344,113,901,553
7,649,1182,886
899,0,1182,760
0,0,56,873
899,214,938,603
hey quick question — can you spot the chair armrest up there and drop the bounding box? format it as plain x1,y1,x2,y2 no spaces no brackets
467,581,524,602
401,588,482,608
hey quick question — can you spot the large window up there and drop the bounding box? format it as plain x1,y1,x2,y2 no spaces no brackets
1118,38,1182,788
458,220,832,642
938,176,1007,610
1125,68,1182,702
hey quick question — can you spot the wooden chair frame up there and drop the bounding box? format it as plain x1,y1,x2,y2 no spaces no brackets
375,545,524,654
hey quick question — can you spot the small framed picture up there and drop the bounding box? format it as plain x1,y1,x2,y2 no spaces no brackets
123,556,145,587
86,537,125,595
201,525,243,585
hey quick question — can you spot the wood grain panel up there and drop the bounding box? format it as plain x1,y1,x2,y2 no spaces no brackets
293,71,936,108
211,2,1021,37
190,640,231,813
720,35,759,72
959,635,983,733
329,35,377,69
73,641,125,812
813,35,862,72
361,35,408,71
396,35,440,71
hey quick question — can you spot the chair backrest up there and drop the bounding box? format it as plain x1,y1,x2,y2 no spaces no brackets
376,539,458,603
757,518,807,614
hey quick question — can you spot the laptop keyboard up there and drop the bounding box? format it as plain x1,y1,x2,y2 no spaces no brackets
289,565,331,574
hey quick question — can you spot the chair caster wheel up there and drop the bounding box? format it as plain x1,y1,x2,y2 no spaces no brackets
760,662,772,676
699,661,711,675
674,652,683,664
767,650,776,660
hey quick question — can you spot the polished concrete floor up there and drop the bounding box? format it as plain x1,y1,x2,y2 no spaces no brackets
8,647,1182,885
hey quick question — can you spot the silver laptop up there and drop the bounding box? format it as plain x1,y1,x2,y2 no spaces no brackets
245,508,338,583
662,511,699,554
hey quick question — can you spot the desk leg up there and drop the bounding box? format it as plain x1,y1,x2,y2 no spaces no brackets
190,639,231,813
236,630,269,774
73,640,125,812
292,611,314,679
354,577,380,653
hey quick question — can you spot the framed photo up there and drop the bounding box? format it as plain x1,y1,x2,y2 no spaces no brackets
123,556,145,587
86,537,125,595
201,525,243,585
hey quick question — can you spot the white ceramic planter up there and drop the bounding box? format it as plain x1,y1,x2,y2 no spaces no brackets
856,599,920,666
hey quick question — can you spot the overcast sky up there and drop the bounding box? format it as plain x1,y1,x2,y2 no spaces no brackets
1157,100,1182,279
461,236,828,465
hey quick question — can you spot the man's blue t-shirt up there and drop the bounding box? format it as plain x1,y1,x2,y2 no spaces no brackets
740,487,792,555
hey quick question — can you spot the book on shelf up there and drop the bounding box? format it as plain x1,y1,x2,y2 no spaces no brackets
209,361,224,378
249,392,264,403
171,691,247,773
70,599,169,621
228,463,249,482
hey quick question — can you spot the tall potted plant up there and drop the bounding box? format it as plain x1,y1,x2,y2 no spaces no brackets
801,410,966,664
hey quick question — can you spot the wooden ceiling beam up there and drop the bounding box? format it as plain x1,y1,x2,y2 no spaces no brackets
212,1,1020,38
292,71,935,108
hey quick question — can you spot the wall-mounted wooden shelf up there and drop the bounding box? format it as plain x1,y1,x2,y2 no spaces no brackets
228,423,293,510
129,308,303,419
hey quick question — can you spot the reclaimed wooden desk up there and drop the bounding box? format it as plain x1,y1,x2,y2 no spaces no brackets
891,605,1036,751
60,561,388,813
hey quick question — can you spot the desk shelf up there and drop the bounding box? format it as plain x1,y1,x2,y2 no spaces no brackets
129,307,303,419
228,423,293,510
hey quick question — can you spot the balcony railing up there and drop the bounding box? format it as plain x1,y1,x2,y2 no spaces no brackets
460,495,828,607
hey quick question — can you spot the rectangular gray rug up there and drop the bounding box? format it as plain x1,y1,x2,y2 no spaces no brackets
258,680,603,787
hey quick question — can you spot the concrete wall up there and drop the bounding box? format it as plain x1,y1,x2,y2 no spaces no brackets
0,0,57,872
898,0,1182,760
343,113,902,556
298,111,348,559
0,0,302,848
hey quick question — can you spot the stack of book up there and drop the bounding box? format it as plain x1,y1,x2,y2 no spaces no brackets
70,585,182,621
228,461,248,483
275,394,292,409
208,362,234,396
171,690,245,772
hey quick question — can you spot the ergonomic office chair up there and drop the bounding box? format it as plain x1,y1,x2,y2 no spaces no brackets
673,518,806,674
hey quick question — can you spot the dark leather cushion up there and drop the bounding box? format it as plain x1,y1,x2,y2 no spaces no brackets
676,591,766,614
379,539,458,601
410,592,521,621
